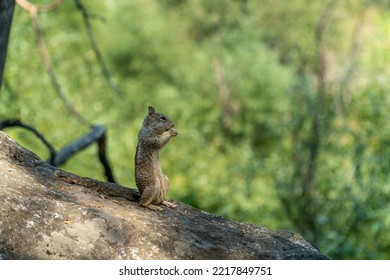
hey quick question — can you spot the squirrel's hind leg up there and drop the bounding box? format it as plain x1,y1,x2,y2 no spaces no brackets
162,200,176,208
142,203,164,211
141,201,175,211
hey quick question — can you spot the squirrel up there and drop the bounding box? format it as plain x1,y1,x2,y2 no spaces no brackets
54,106,177,211
134,106,178,211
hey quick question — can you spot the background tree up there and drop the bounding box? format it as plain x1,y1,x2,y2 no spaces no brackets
0,0,15,87
1,0,389,259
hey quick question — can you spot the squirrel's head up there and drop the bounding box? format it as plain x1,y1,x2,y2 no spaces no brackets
143,106,174,134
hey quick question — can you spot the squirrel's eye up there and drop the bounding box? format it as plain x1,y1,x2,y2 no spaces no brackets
160,116,167,121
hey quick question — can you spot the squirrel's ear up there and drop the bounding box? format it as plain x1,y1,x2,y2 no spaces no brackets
148,106,155,116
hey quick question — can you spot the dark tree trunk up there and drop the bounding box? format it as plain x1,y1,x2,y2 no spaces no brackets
0,0,15,89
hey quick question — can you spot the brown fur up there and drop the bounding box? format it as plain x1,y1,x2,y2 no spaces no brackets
134,106,178,211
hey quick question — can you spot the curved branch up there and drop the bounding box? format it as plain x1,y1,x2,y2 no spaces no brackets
54,125,117,183
0,120,116,182
54,126,104,166
75,0,122,97
0,120,57,164
96,131,116,183
27,8,92,127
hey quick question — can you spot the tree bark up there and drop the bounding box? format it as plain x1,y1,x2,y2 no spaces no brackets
0,131,329,260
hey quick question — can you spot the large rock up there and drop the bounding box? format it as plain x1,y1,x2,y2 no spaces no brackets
0,131,329,260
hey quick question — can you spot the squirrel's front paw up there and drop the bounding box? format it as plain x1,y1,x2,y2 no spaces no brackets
169,128,178,136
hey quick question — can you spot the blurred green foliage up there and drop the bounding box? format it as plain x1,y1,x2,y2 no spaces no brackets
1,0,389,259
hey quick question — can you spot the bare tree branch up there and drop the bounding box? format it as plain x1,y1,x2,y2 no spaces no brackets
4,1,118,182
302,0,338,194
16,0,92,128
337,6,369,116
0,121,116,183
213,57,231,137
30,13,92,127
55,126,117,183
96,131,116,182
0,119,56,163
16,0,63,13
54,126,103,166
53,125,116,183
75,0,122,97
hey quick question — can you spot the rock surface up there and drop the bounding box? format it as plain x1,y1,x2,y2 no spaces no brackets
0,131,329,260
